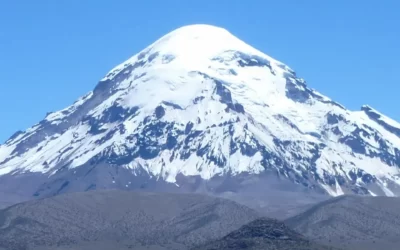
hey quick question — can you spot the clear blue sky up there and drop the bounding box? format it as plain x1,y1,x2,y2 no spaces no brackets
0,0,399,143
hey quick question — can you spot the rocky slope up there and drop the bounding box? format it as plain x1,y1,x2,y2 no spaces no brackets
194,218,337,250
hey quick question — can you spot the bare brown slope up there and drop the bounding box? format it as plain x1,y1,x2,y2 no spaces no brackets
0,190,260,250
285,195,400,250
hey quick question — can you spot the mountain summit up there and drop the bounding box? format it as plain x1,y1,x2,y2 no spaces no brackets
0,24,399,205
104,24,282,74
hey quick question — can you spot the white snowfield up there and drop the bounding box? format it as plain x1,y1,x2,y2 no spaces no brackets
1,24,399,196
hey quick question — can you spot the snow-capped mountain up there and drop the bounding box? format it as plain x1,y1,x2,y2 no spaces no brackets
1,24,400,201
